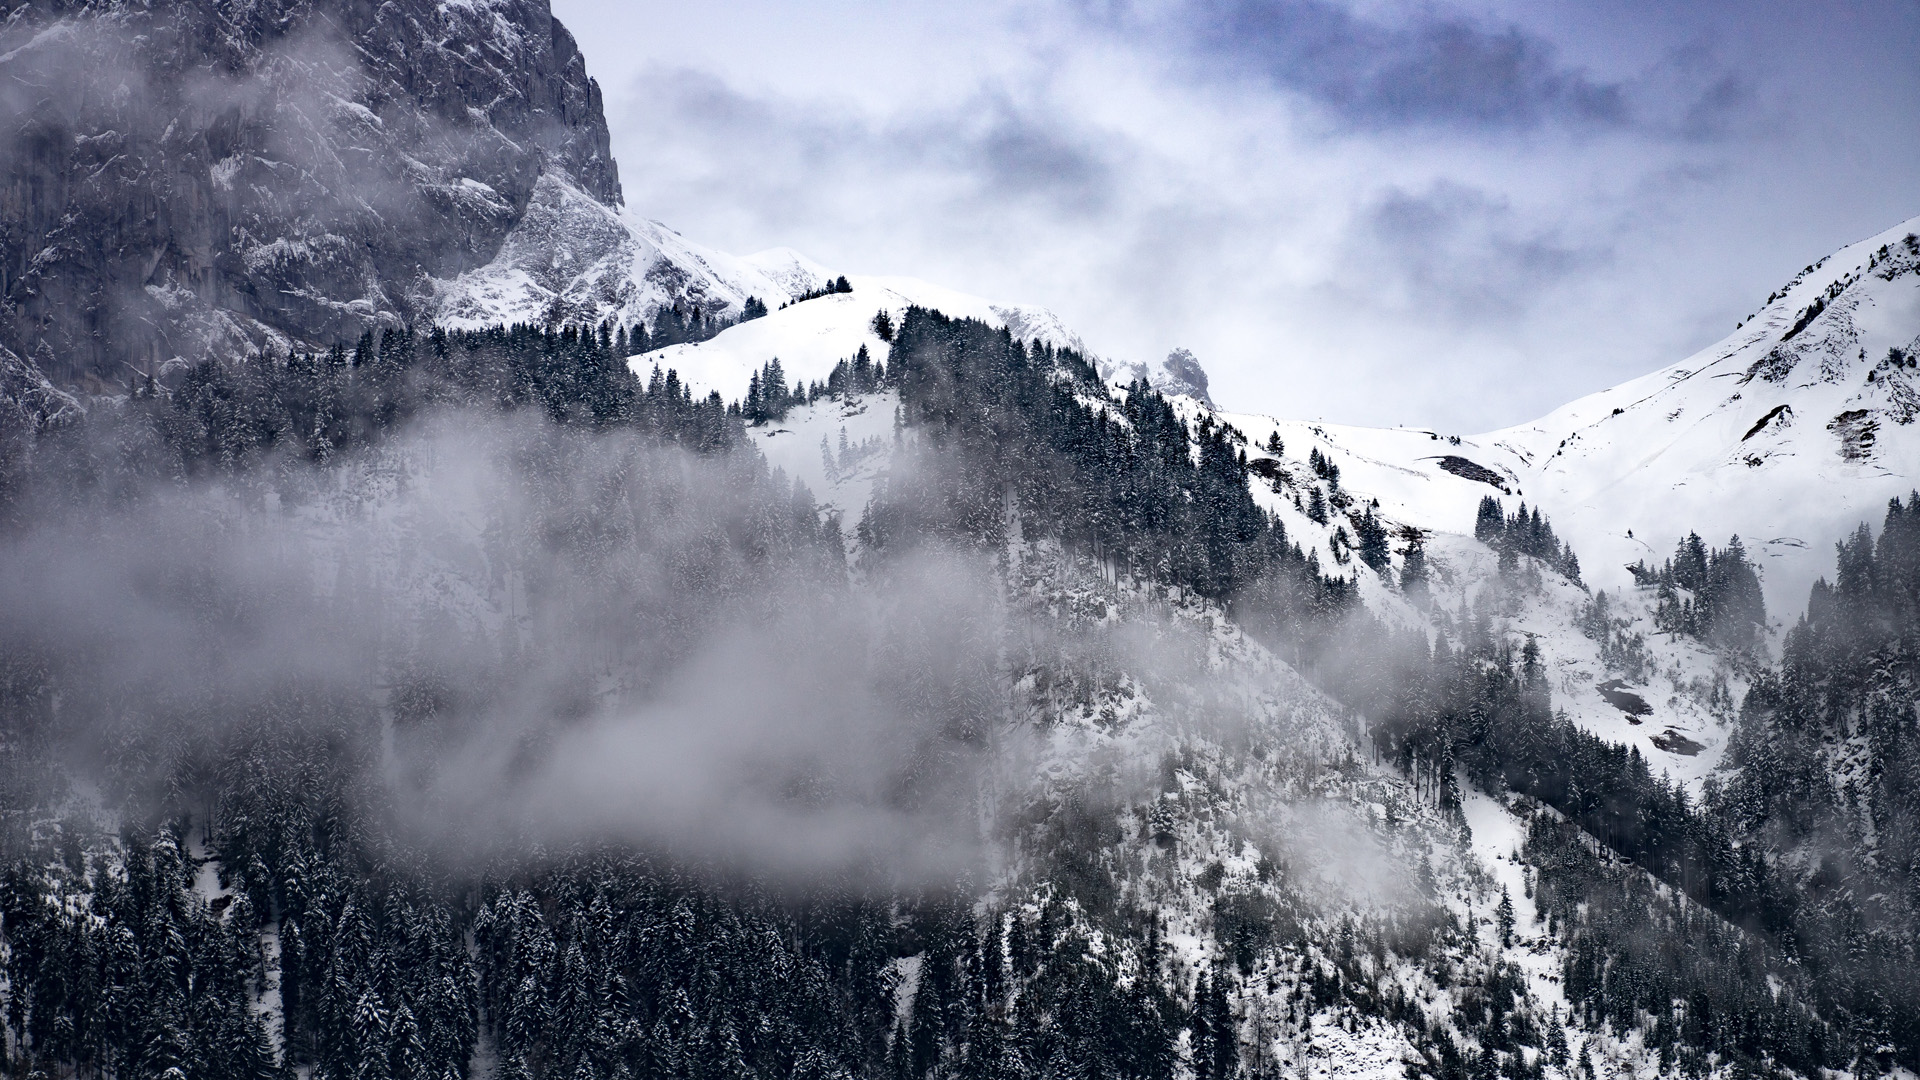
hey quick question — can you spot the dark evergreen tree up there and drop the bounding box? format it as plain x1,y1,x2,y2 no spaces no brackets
1470,495,1582,586
1401,529,1431,604
1475,496,1504,544
1355,506,1391,575
1653,532,1766,648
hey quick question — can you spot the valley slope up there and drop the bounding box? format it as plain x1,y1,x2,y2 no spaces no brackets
592,213,1919,798
5,3,1919,1072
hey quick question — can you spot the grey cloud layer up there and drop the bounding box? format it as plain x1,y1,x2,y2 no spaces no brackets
0,415,1004,881
644,69,1122,218
1354,182,1605,321
1090,0,1629,131
566,0,1920,431
0,410,1306,887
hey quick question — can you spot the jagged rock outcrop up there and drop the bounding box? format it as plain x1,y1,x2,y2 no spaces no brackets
0,0,620,388
431,171,827,331
1104,346,1215,406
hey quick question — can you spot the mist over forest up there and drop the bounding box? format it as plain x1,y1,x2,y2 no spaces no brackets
3,3,1920,1080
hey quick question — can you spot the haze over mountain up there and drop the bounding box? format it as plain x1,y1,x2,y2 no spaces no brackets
0,0,619,386
2,3,1919,1080
549,0,1920,432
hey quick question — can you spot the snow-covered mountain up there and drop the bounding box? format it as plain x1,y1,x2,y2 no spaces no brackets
12,2,1920,1076
431,171,838,329
438,188,1912,772
429,139,1920,791
598,211,1913,591
548,195,1915,628
585,211,1918,812
1198,218,1910,797
1241,216,1920,617
0,0,622,387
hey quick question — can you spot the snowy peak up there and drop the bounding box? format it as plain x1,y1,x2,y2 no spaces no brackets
431,172,822,330
740,248,838,300
429,172,1105,399
1215,214,1919,622
991,304,1097,362
1502,214,1920,454
1473,214,1920,610
629,273,1096,403
1105,347,1215,407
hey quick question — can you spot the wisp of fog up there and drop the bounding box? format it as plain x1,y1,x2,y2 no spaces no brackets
0,410,1029,883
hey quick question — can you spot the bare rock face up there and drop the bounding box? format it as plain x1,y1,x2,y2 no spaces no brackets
1103,347,1215,407
431,171,822,332
0,0,621,388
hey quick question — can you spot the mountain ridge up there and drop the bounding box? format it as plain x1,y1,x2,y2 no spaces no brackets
0,0,620,386
4,6,1920,1074
596,208,1914,810
588,208,1919,623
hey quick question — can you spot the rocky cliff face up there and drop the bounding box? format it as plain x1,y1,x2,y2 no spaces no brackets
431,171,832,332
0,0,620,388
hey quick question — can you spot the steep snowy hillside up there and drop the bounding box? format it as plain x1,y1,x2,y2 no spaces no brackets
1238,217,1920,619
1166,217,1920,791
629,274,1091,401
1479,216,1920,614
432,172,835,328
1211,410,1740,792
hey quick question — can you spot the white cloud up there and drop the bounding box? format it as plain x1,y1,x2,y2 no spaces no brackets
554,0,1920,432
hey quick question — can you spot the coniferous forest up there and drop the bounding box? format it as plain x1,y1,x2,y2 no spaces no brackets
0,308,1917,1079
1,0,1915,1076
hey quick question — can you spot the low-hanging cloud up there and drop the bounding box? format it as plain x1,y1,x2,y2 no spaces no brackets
0,411,1039,884
568,0,1920,435
0,393,1402,895
628,67,1122,223
1091,0,1628,132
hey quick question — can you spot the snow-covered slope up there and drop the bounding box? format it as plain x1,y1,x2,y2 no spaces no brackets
432,172,836,329
1241,217,1920,618
1212,407,1742,790
427,179,1919,800
1195,216,1920,793
628,273,1091,401
1477,216,1920,612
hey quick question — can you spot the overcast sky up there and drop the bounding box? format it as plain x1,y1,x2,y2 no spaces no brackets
552,0,1920,432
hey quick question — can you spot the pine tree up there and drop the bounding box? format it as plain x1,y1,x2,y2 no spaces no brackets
1475,496,1504,544
1307,486,1329,525
1355,507,1391,574
1401,530,1431,603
